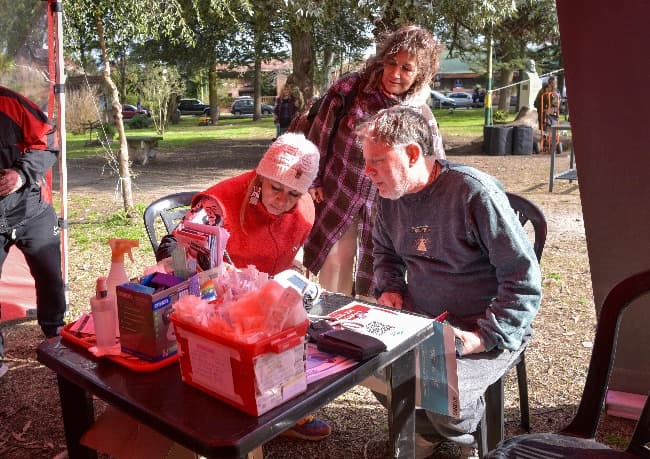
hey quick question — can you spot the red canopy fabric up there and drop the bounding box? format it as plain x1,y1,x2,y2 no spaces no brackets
0,247,36,322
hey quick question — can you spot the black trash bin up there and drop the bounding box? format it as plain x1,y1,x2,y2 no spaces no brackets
512,125,534,155
484,125,513,156
483,125,492,153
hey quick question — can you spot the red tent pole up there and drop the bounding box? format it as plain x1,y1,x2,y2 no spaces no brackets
47,0,69,306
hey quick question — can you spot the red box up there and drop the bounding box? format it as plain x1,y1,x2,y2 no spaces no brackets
170,316,309,416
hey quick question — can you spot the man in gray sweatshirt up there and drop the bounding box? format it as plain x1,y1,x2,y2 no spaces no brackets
357,106,541,458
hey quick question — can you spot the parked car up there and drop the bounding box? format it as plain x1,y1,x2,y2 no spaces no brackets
445,92,475,108
177,98,210,116
429,90,456,109
121,104,150,119
230,98,273,116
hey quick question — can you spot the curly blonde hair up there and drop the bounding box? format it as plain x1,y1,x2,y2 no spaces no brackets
365,25,443,98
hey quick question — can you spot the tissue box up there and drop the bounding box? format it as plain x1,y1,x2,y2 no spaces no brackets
117,279,191,361
170,316,308,416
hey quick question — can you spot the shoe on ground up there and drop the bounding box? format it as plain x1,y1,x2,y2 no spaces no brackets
0,363,7,379
416,433,437,458
282,415,331,441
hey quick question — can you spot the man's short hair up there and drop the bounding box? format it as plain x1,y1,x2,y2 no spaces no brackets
356,106,434,156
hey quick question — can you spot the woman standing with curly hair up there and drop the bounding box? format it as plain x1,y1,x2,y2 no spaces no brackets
303,24,446,299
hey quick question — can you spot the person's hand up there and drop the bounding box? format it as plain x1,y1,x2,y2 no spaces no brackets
309,186,324,203
377,291,403,309
452,328,486,356
0,169,23,196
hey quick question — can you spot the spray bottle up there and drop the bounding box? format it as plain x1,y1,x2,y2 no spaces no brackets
107,238,140,336
90,276,117,350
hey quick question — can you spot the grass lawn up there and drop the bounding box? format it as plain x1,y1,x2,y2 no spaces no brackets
66,110,514,159
433,107,517,137
66,115,277,158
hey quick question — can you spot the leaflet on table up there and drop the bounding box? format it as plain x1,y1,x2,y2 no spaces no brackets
334,302,460,419
305,343,358,384
326,301,434,350
174,222,224,273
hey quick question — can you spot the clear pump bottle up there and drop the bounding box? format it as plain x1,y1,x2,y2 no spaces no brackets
106,238,139,337
91,276,117,349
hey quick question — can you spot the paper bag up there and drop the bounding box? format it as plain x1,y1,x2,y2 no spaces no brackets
362,320,460,419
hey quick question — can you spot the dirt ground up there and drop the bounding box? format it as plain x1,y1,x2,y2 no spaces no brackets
0,133,637,458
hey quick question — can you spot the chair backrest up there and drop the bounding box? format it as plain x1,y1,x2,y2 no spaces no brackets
561,269,650,445
506,192,548,262
629,385,650,456
143,191,198,253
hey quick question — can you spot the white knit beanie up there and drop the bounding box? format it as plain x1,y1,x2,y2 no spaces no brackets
256,132,320,194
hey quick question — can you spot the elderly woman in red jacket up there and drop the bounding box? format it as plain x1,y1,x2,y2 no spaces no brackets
184,133,318,275
156,132,331,440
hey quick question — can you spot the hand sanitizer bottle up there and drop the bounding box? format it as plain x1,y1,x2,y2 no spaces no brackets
91,277,117,349
106,238,139,337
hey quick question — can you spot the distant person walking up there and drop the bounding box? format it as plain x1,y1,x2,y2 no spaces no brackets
534,76,559,131
274,85,299,138
534,76,560,153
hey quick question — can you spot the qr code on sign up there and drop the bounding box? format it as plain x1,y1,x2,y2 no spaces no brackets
365,321,395,336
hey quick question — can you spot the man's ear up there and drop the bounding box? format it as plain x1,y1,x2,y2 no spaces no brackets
405,143,423,167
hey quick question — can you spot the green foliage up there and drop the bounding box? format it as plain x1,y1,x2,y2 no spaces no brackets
100,123,116,139
69,204,148,251
0,0,45,59
141,65,185,134
492,110,508,123
603,434,628,448
127,114,154,129
260,72,277,97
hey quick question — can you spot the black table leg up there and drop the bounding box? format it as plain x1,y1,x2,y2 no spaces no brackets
387,349,416,458
57,375,97,459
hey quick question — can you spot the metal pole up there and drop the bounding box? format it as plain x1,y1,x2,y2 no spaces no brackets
484,33,494,126
51,0,69,306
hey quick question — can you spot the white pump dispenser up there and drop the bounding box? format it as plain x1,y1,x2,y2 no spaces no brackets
106,238,139,337
90,276,117,349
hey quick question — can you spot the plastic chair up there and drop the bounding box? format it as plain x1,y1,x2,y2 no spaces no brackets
143,191,197,253
485,269,650,458
477,192,548,457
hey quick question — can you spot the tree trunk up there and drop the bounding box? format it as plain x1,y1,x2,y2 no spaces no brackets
253,56,262,122
320,48,335,94
289,21,314,104
118,53,127,103
96,15,135,217
498,68,515,112
209,64,219,124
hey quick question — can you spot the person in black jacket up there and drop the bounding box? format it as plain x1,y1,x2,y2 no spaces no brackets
273,85,299,137
0,86,66,375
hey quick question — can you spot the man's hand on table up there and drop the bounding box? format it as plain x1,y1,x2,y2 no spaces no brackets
376,291,487,355
453,328,486,356
377,291,403,309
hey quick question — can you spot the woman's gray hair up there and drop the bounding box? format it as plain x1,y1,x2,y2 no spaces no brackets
365,25,443,98
356,106,435,157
